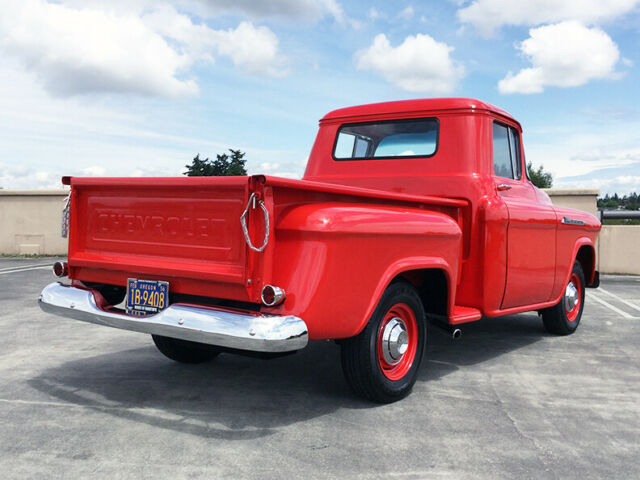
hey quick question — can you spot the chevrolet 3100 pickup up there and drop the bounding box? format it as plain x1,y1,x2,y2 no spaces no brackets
39,98,601,403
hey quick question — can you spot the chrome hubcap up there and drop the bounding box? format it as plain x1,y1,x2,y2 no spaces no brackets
565,281,579,312
381,317,409,365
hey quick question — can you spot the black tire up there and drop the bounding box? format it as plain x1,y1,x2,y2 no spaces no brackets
541,261,585,335
340,281,426,403
152,335,221,364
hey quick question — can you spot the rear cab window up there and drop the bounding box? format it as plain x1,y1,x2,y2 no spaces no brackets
492,121,522,180
333,118,439,160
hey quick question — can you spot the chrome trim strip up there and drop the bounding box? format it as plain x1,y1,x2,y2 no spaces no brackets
561,217,586,226
38,282,308,353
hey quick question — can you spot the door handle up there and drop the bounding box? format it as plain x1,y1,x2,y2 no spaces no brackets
496,184,512,191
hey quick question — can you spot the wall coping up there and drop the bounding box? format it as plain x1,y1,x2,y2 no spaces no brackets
543,188,600,196
0,189,68,196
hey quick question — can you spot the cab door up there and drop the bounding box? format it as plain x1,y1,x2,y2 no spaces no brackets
492,121,557,309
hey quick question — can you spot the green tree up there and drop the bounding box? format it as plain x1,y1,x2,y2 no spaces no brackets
526,162,553,188
184,149,248,177
598,192,640,210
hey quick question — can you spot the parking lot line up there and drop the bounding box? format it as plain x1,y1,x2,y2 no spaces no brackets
597,287,640,313
0,263,52,272
587,292,638,319
0,266,52,275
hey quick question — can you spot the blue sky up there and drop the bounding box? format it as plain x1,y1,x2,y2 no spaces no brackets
0,0,639,194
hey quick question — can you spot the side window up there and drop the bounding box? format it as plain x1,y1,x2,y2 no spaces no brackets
492,122,523,180
334,132,356,158
492,123,513,179
335,133,372,159
509,128,522,180
354,136,370,157
525,156,532,181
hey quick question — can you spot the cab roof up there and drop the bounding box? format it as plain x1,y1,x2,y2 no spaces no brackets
321,97,518,125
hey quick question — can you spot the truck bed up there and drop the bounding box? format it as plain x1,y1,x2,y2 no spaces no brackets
66,175,467,310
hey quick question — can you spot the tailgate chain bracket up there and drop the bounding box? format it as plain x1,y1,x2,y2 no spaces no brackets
61,192,71,238
240,192,270,253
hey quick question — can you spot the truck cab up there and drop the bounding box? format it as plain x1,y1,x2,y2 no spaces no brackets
305,98,599,318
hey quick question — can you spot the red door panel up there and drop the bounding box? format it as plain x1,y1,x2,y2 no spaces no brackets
499,183,557,308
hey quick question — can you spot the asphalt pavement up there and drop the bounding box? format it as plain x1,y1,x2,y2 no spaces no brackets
1,257,639,479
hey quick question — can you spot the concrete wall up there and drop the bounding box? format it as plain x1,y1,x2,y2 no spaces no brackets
598,226,640,275
544,188,599,217
0,190,68,255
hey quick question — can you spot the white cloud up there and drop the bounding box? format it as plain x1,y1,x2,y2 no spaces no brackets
82,166,108,176
213,22,287,76
498,22,620,94
183,0,346,23
524,122,640,194
356,33,465,94
398,6,415,20
557,173,640,195
0,163,63,190
0,0,286,98
369,7,382,20
458,0,640,36
258,162,280,171
62,0,346,22
145,7,287,76
0,0,196,97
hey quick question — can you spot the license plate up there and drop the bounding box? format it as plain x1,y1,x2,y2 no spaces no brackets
126,278,169,316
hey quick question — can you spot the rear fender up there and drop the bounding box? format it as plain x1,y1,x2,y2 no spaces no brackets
268,202,461,339
357,258,456,336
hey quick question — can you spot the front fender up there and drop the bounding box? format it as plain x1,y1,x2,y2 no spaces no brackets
551,207,600,301
266,202,461,340
551,238,597,303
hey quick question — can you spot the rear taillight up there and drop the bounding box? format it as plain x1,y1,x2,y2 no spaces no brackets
261,285,285,306
53,261,68,278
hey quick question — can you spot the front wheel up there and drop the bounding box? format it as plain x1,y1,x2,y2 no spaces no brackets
340,282,426,403
541,261,585,335
152,335,221,364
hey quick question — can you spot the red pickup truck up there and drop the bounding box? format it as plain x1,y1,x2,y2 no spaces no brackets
40,98,601,403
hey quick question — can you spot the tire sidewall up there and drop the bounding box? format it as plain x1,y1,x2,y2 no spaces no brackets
562,262,586,333
365,282,426,398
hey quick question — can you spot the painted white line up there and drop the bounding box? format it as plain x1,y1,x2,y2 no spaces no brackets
0,264,51,274
597,287,640,313
587,292,638,319
0,266,51,275
0,263,52,272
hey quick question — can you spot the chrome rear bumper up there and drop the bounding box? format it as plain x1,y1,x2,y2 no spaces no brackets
38,282,308,353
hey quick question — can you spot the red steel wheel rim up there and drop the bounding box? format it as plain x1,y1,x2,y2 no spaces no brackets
377,303,418,381
565,272,582,322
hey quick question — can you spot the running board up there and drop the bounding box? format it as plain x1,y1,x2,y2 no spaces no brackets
450,306,482,325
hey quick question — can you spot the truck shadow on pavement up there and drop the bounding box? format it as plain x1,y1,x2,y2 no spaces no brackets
29,313,545,440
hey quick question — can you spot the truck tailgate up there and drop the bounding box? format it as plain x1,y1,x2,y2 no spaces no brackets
67,177,252,300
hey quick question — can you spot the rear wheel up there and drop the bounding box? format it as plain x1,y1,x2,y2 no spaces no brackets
341,282,426,403
152,335,221,364
541,261,585,335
